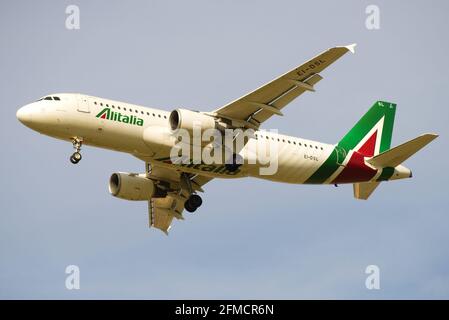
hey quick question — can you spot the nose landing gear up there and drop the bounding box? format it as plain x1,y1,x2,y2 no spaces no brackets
70,137,83,164
70,152,82,164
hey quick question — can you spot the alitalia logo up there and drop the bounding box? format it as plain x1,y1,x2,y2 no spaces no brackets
96,108,144,126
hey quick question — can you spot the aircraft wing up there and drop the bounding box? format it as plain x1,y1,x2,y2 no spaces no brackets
212,44,356,128
146,164,213,234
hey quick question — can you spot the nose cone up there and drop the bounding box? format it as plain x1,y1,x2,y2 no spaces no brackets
16,104,34,126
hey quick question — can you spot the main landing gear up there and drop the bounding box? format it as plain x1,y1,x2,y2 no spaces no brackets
181,173,203,213
70,137,83,164
225,153,243,172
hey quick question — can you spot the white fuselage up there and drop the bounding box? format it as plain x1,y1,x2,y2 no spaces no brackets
16,93,339,184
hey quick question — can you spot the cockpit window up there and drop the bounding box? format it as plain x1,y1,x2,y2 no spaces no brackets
36,96,61,101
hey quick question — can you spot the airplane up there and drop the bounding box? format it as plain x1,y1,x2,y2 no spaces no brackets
16,44,438,234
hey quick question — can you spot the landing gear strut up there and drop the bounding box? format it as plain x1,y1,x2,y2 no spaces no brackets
225,153,243,172
70,137,83,164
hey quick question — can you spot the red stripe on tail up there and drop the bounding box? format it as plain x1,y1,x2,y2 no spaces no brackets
357,130,377,157
333,130,379,184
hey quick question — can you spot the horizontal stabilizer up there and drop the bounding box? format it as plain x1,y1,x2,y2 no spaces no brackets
366,133,438,168
353,181,380,200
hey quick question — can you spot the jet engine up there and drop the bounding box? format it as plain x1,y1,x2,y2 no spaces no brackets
169,108,217,133
109,172,156,201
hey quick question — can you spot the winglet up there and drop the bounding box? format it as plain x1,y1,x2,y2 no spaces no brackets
345,43,357,54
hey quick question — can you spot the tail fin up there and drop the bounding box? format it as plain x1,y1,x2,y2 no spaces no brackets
338,101,396,157
366,133,438,168
342,102,438,200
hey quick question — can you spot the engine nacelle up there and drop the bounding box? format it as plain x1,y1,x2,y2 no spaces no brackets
143,126,177,153
109,172,155,201
169,108,217,133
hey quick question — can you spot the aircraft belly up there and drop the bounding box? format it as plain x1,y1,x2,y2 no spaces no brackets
149,158,247,179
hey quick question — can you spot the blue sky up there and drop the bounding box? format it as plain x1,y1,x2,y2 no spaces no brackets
1,0,448,299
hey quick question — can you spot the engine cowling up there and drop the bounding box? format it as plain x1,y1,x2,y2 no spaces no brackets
109,172,155,201
143,126,177,153
169,108,216,133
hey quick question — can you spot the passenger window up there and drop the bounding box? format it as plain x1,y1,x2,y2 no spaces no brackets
117,106,121,110
94,101,97,105
100,103,103,106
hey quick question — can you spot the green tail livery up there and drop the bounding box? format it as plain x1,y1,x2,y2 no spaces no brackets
306,100,437,199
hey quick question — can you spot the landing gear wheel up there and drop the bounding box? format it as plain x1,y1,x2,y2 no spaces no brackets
72,152,82,161
189,194,203,208
69,137,83,164
184,200,197,213
70,155,79,164
184,194,202,213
